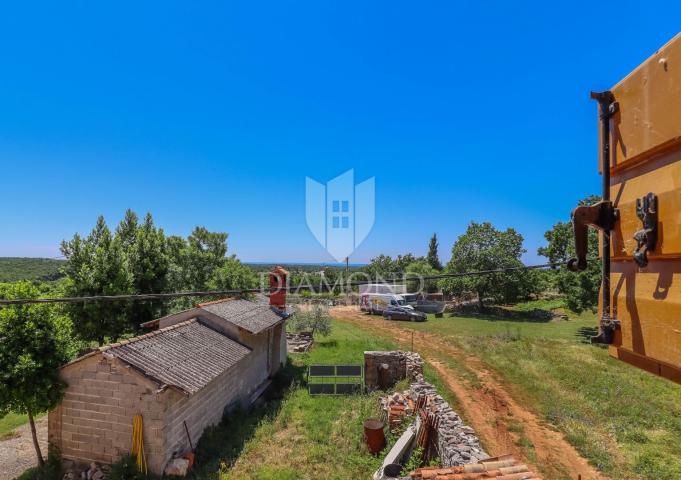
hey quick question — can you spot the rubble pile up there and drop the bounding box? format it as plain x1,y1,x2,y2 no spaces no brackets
286,331,313,353
380,390,415,432
62,461,109,480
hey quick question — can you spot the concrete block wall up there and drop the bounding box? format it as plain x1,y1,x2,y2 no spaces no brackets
48,355,165,470
162,355,253,467
50,319,289,475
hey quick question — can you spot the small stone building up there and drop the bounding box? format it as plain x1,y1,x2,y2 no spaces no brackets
48,292,291,474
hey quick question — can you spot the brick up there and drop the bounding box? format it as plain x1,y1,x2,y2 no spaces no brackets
64,408,81,418
96,362,111,373
72,433,92,443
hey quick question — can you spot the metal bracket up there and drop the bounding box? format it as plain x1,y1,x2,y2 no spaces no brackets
567,201,619,271
590,91,619,120
572,91,620,345
591,317,621,344
633,192,658,267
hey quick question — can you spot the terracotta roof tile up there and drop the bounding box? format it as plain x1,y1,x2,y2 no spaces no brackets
410,455,540,480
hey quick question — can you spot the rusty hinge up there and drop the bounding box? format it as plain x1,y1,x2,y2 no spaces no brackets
633,192,658,268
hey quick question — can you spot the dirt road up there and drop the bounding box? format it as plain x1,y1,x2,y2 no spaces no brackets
0,416,47,480
331,306,607,480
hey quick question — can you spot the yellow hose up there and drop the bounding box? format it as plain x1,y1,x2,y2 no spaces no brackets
132,414,147,474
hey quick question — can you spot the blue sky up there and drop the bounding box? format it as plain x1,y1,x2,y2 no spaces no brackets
0,2,678,264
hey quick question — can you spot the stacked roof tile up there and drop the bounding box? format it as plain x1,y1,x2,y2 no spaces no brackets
410,455,540,480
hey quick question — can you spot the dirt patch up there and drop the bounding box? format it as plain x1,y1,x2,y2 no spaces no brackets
0,416,47,480
331,306,607,480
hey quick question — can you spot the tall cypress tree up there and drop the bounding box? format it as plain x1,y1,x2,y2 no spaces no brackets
427,233,443,271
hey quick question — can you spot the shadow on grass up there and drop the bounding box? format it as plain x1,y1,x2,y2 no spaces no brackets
447,311,553,324
575,326,599,344
189,362,307,480
315,338,338,349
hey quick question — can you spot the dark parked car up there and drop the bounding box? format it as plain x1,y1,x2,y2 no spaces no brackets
382,306,427,322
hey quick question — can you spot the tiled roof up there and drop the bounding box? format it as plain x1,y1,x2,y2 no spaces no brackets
198,296,291,334
410,455,540,479
102,319,251,394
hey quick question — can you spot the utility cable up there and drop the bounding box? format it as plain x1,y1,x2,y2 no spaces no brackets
0,260,573,306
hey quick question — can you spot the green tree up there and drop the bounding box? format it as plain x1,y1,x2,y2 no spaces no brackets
115,208,139,252
439,222,527,309
0,282,70,466
118,212,170,330
405,260,438,293
209,256,258,291
363,253,421,280
363,254,398,279
538,195,601,312
168,227,228,291
427,233,443,271
61,216,133,345
288,304,332,337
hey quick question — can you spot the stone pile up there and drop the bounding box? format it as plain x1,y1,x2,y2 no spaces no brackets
62,461,108,480
286,331,313,353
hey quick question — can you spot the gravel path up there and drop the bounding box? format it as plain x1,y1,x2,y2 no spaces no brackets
0,417,48,480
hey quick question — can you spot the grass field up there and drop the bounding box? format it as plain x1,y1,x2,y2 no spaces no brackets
189,320,452,480
0,413,30,438
368,305,681,480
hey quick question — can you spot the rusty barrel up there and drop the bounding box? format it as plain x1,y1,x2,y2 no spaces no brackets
363,419,386,455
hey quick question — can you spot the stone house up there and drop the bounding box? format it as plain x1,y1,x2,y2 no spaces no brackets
48,290,291,474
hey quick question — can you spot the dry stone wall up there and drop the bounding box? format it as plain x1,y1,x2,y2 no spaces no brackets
364,351,488,467
409,378,488,466
364,351,423,389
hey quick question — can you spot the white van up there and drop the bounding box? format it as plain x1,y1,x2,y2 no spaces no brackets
360,293,414,314
400,293,419,306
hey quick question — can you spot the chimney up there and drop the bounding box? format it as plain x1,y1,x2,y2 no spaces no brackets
269,266,289,310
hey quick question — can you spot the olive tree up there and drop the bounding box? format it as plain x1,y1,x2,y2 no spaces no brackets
288,304,332,337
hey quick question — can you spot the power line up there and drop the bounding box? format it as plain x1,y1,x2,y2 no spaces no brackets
0,261,568,306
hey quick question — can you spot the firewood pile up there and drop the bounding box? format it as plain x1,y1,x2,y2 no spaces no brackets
286,331,313,352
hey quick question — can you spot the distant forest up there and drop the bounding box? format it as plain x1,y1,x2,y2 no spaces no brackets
0,257,366,283
0,257,66,282
245,263,366,273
